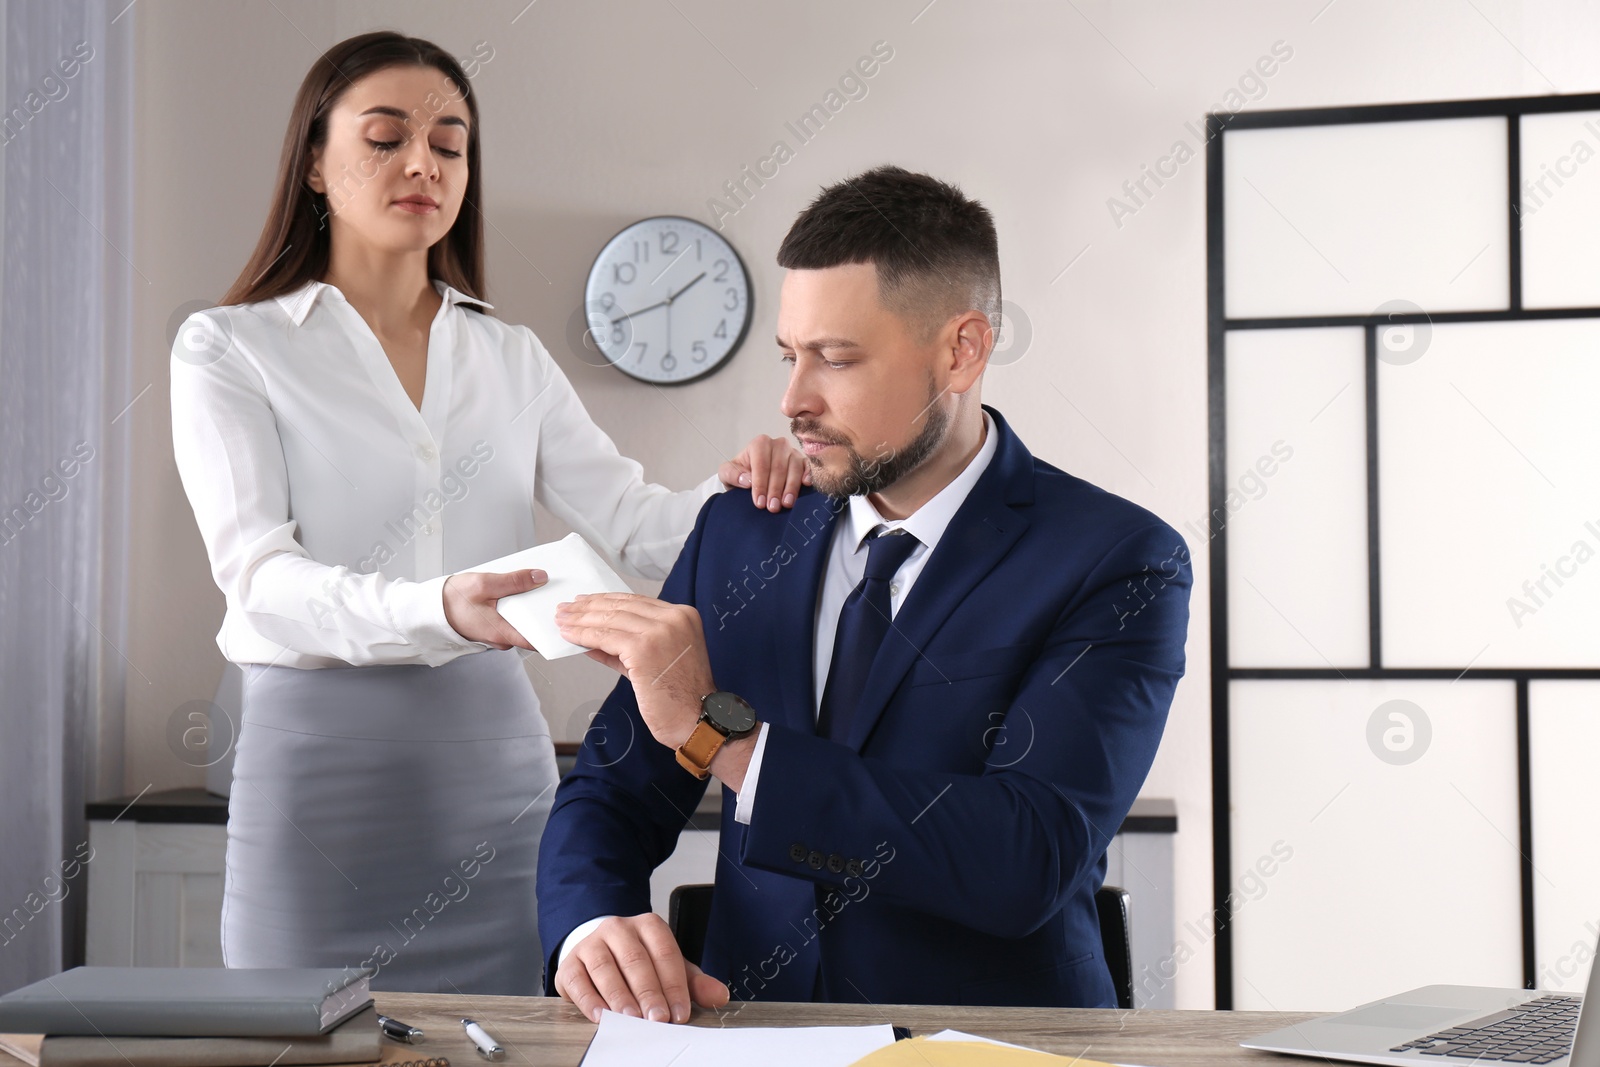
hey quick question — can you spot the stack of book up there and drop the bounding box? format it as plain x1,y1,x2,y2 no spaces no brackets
0,966,439,1067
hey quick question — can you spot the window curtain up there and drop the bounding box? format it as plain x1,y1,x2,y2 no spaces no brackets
0,0,132,993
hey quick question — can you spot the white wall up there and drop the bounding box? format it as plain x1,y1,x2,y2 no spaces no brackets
121,0,1600,1008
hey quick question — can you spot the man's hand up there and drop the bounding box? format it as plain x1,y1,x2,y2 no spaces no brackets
554,593,712,750
442,569,546,649
556,914,730,1023
720,433,810,513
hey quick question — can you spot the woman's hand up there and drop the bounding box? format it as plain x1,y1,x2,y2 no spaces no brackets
442,569,546,649
719,433,810,513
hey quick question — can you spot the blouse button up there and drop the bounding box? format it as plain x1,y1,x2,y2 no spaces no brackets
417,444,436,461
422,523,436,537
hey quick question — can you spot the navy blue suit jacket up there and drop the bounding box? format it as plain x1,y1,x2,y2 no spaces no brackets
537,404,1191,1007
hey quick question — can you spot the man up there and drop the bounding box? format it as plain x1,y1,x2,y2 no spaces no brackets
537,165,1191,1021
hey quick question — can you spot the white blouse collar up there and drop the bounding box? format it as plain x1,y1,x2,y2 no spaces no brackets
273,277,493,326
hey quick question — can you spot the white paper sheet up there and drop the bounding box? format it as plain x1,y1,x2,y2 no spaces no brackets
579,1009,897,1066
926,1028,1038,1050
459,532,634,659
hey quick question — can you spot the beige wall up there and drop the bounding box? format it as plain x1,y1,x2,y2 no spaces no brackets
122,0,1600,1007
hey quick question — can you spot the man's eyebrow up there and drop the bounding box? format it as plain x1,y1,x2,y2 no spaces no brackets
358,105,468,130
776,334,861,351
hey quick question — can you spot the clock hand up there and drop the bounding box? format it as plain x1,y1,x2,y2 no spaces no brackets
611,297,669,323
611,270,709,324
662,272,705,364
667,271,706,302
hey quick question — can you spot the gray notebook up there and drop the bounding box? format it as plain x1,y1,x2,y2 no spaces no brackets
0,1005,383,1067
0,967,372,1038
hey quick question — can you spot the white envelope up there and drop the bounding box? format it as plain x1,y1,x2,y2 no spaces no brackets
459,532,634,660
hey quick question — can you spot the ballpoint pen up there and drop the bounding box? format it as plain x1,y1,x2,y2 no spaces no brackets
377,1013,425,1043
462,1017,506,1061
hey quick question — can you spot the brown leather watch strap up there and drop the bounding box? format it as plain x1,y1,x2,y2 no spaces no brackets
676,720,726,779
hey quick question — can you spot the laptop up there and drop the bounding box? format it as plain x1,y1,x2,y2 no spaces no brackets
1242,933,1600,1066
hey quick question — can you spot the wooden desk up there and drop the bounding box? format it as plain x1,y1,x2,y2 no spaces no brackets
350,993,1320,1066
0,992,1320,1066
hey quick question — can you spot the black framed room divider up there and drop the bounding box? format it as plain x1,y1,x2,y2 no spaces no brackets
1207,92,1600,1010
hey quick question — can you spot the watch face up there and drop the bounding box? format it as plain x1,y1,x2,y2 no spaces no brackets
703,691,757,735
582,215,753,385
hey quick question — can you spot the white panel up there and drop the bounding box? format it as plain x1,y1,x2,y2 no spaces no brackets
1520,111,1600,309
134,823,226,873
1530,681,1600,993
1231,679,1521,1011
1380,320,1600,667
1225,117,1509,318
1225,328,1369,668
134,872,182,967
1110,833,1178,1010
180,873,225,967
649,829,719,920
85,821,137,966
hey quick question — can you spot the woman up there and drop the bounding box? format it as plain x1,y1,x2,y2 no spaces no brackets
169,31,805,996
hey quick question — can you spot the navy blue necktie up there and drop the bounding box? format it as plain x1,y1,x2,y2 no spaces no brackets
816,527,921,744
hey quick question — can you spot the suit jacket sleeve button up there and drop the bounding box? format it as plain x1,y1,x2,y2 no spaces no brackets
826,853,844,874
807,850,824,870
789,843,807,863
846,859,864,877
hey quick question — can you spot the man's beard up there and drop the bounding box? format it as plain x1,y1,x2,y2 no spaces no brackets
796,378,951,499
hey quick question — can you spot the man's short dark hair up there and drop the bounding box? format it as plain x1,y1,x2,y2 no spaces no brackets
776,165,1001,341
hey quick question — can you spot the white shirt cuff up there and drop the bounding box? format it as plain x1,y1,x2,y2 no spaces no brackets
556,914,614,967
387,573,489,665
733,721,771,825
699,470,728,498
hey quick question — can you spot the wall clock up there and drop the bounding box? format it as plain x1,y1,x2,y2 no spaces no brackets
583,215,753,385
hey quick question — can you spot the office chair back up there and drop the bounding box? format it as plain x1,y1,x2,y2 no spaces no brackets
1094,884,1133,1009
668,882,715,968
667,881,1136,1009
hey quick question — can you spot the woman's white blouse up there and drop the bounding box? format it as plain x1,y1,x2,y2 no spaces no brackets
170,278,723,670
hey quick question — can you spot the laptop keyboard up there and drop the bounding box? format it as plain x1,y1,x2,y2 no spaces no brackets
1390,993,1581,1062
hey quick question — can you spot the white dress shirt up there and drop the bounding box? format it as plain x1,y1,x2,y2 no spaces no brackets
557,408,996,967
170,277,723,670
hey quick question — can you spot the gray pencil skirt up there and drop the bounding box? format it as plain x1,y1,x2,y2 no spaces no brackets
221,649,559,995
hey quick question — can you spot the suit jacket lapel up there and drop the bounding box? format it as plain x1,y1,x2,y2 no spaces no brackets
844,406,1036,752
768,492,845,735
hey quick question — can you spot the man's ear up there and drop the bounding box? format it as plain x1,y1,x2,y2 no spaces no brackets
948,309,993,392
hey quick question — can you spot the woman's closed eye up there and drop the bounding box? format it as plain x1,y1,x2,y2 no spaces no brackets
366,138,462,158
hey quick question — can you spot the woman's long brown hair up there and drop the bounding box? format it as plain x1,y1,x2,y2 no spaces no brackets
220,31,486,308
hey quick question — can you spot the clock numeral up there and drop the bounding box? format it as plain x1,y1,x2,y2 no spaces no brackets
713,259,729,283
660,231,679,254
691,341,708,363
631,342,648,363
633,241,650,263
599,292,616,312
661,352,678,373
713,319,727,339
613,262,636,285
611,322,626,345
724,288,740,311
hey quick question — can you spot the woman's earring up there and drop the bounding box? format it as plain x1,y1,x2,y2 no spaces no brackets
309,190,330,231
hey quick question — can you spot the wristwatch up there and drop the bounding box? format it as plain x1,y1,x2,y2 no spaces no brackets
676,691,758,779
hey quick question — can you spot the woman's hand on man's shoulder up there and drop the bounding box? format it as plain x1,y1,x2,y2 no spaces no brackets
719,434,810,513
